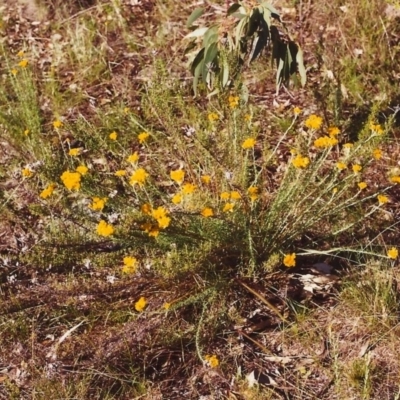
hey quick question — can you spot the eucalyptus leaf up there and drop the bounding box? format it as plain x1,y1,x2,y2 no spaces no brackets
227,3,241,16
190,47,205,75
296,46,307,86
185,27,208,39
203,25,219,47
187,7,204,28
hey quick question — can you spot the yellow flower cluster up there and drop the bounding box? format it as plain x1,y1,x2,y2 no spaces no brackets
390,176,400,184
127,152,139,163
369,122,384,135
40,183,56,199
305,114,323,130
90,197,107,211
283,253,296,267
314,136,338,148
130,168,148,186
204,354,219,368
22,168,33,178
247,186,259,201
61,171,81,191
170,169,185,184
122,256,137,274
292,155,310,169
387,247,398,260
138,132,150,143
141,204,171,237
228,96,239,109
241,138,256,149
135,296,147,312
328,126,340,137
208,112,219,122
96,220,114,236
201,207,214,218
109,131,118,140
378,194,389,205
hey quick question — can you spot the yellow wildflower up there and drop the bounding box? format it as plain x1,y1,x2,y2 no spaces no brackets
201,207,214,218
283,253,296,268
244,113,251,122
241,138,256,149
134,297,147,312
90,197,107,211
201,175,211,184
76,165,88,175
205,354,219,368
130,168,148,186
40,183,56,199
314,136,338,148
370,122,384,135
123,107,129,114
373,148,382,160
170,169,185,184
208,112,219,122
292,155,310,169
247,186,259,201
332,187,338,194
305,114,323,130
378,194,389,205
390,176,400,184
122,256,137,274
18,59,28,68
352,164,362,174
60,171,81,191
182,183,196,195
293,107,301,116
68,148,81,156
163,302,171,310
358,182,367,190
115,169,127,177
24,129,30,136
141,222,159,238
17,50,24,57
141,203,152,215
53,119,63,129
230,191,241,200
220,192,230,200
127,152,139,163
11,69,18,76
22,168,33,178
138,132,150,143
223,202,235,213
336,162,347,171
328,126,340,137
152,206,168,220
109,131,118,140
157,216,171,229
96,220,114,236
228,95,239,109
387,247,398,260
172,193,182,204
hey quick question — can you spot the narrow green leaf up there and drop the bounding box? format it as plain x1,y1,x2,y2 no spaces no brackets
222,55,229,87
187,7,204,28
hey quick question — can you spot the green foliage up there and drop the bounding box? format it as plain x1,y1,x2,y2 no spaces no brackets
186,1,306,95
